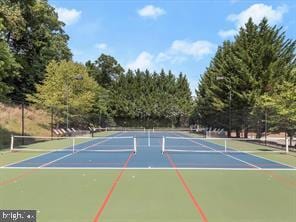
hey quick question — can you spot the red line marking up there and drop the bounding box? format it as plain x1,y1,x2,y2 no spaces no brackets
92,152,134,222
165,152,208,222
0,169,37,186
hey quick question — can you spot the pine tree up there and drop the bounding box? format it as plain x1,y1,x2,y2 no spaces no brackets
194,18,295,137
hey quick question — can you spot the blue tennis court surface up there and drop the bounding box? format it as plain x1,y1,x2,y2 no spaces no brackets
5,132,294,170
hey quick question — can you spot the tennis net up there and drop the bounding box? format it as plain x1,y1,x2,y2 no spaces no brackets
162,136,290,154
10,135,137,154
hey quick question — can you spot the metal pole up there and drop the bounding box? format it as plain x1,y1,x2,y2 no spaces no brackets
148,130,150,147
21,102,24,136
65,74,83,130
10,135,14,151
51,107,54,139
162,136,165,154
229,90,232,138
99,110,102,126
21,102,25,144
264,110,267,145
66,98,69,129
72,137,75,153
133,137,137,154
285,137,289,153
224,139,227,152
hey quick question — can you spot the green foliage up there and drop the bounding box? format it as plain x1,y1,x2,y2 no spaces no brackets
28,60,105,125
194,18,296,137
0,18,20,100
86,54,124,88
1,1,193,129
257,79,296,137
0,0,72,101
110,69,192,127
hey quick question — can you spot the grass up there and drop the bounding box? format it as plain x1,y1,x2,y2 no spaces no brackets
0,103,52,149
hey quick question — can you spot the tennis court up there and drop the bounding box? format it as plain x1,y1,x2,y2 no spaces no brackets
3,131,294,169
1,130,296,222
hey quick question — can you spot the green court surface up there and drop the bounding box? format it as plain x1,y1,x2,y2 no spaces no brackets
1,131,296,222
0,169,295,221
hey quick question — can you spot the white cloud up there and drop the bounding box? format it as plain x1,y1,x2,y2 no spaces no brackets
95,43,108,50
127,40,215,71
218,29,237,38
228,4,288,28
170,40,216,59
55,7,81,25
138,5,166,19
127,51,154,70
155,39,215,65
218,4,288,39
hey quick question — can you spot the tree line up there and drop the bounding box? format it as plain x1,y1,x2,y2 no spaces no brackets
194,18,295,138
1,1,295,135
0,1,192,128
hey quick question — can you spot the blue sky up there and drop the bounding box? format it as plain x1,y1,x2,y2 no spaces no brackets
49,0,296,94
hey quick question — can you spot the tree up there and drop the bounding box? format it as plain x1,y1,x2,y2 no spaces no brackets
109,69,192,127
0,0,72,101
194,18,295,137
175,73,193,126
86,54,124,88
0,18,20,100
257,78,296,142
28,60,104,127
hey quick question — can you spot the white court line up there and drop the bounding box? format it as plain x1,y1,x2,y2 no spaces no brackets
2,150,61,168
190,136,295,169
2,132,123,168
38,153,74,168
2,166,296,171
38,132,127,168
225,144,296,169
188,140,261,169
170,133,261,169
172,133,295,169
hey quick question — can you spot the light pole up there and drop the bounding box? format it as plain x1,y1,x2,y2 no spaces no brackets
216,76,232,137
98,94,109,127
65,74,84,129
264,109,267,145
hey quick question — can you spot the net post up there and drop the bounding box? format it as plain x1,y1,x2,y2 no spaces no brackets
72,137,75,153
148,130,150,147
133,137,137,154
224,139,227,152
285,137,289,153
162,136,165,154
10,135,14,152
